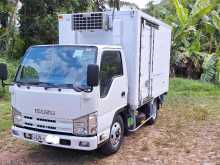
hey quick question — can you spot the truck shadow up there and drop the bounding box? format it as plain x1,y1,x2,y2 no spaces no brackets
25,145,104,164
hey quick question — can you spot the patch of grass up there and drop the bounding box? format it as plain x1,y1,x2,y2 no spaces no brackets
0,99,11,133
166,78,220,120
169,78,220,95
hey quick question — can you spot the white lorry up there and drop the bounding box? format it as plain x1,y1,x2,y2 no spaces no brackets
0,10,171,155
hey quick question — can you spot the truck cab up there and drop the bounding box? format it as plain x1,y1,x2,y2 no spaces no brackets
2,45,128,154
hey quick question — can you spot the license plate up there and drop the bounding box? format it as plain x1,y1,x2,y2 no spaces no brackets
32,134,45,142
45,135,60,144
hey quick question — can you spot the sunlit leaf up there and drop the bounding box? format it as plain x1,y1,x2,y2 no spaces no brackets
172,0,189,26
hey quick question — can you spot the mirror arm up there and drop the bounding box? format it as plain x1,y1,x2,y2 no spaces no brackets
83,86,94,93
89,86,94,92
1,80,12,88
1,80,3,88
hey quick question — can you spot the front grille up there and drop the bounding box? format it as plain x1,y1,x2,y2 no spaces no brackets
72,13,107,31
37,118,56,123
22,114,73,133
24,116,32,120
24,122,33,126
37,125,56,130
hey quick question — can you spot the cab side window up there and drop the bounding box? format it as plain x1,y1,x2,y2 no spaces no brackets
100,51,123,98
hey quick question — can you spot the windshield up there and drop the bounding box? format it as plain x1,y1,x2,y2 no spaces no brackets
16,46,97,87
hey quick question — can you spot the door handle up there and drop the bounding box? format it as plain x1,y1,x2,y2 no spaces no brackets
121,91,126,97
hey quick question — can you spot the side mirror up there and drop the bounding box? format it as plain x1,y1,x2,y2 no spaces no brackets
87,64,99,87
0,63,8,81
0,63,8,88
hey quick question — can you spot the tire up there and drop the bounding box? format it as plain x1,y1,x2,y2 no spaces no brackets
147,100,159,125
100,115,124,155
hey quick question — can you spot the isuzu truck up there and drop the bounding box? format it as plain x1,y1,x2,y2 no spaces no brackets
0,10,171,155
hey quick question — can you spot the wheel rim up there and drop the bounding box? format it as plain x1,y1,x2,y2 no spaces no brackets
110,122,122,148
151,102,157,120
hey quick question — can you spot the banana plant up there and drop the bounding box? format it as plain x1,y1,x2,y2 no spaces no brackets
171,0,217,78
210,11,220,82
201,53,216,82
215,55,220,82
92,0,120,11
172,0,217,46
212,11,220,49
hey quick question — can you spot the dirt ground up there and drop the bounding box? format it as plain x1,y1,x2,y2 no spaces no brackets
0,106,220,165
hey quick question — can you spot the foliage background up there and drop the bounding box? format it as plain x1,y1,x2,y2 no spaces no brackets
0,0,220,83
146,0,220,82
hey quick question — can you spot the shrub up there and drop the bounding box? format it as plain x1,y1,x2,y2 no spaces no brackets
8,34,25,59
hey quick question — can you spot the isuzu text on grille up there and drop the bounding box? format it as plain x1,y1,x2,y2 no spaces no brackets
35,109,55,116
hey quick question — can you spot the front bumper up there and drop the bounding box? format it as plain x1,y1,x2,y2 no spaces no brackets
11,126,98,151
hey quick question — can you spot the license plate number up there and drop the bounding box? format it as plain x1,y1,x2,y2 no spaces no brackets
32,134,45,142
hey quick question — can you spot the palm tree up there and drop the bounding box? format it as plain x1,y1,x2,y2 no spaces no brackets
92,0,120,11
93,0,140,11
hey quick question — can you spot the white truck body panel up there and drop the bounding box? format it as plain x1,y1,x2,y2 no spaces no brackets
59,10,172,109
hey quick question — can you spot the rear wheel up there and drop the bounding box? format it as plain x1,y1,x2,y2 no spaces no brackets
100,115,124,155
147,100,159,125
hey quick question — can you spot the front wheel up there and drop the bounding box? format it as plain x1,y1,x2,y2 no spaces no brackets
100,115,124,155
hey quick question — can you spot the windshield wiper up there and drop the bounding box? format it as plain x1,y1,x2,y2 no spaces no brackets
16,81,38,87
73,84,92,93
16,81,90,92
63,84,84,92
41,83,61,90
64,84,92,93
16,81,59,88
41,83,84,92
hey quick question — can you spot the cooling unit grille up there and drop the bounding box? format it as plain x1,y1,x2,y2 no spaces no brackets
72,13,108,31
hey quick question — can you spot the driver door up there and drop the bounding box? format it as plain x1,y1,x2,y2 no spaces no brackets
98,50,128,136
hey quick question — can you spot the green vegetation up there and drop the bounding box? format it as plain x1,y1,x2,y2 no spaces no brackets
19,0,90,51
0,0,13,29
0,0,17,55
0,100,11,132
146,0,220,83
166,78,220,121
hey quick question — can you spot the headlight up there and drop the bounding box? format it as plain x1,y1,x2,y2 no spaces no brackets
12,107,22,126
73,112,97,136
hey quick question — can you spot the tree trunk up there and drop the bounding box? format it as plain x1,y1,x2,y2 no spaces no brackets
109,0,120,10
6,0,19,56
186,59,193,79
170,65,176,78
